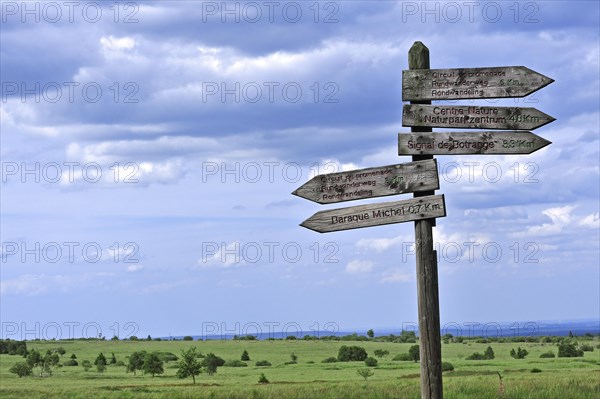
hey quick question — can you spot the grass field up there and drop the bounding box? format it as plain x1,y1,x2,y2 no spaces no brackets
1,338,598,399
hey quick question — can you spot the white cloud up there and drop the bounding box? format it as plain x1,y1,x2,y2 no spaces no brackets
380,271,412,283
580,212,600,229
518,205,577,236
196,242,244,269
100,36,136,51
345,259,374,274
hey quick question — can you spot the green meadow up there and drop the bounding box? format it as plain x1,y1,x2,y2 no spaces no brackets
1,337,598,399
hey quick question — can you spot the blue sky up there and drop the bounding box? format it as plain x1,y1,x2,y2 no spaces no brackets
1,1,599,340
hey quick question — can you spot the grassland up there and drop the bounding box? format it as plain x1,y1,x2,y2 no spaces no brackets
1,337,598,399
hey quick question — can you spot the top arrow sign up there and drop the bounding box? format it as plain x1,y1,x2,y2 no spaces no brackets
403,66,554,101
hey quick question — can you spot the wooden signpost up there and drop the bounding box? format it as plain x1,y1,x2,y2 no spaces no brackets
295,41,554,399
292,159,439,204
300,195,446,233
403,104,555,130
403,66,554,101
398,131,551,155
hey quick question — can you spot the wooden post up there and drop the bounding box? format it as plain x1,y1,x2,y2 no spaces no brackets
409,41,443,399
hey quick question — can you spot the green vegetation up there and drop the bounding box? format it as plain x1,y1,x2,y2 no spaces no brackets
0,335,598,398
357,368,374,381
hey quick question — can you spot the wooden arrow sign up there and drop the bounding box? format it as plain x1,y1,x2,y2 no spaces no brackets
398,131,551,155
403,104,555,130
402,66,554,101
300,195,446,233
292,159,439,204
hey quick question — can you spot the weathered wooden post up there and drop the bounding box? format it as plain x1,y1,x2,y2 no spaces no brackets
409,41,443,399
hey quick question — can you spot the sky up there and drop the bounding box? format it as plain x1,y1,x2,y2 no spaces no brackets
1,1,599,340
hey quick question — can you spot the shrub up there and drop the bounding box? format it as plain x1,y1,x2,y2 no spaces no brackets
115,360,125,366
223,360,247,367
9,362,32,378
357,368,374,381
530,368,542,373
156,352,178,362
241,350,250,361
441,362,454,372
392,353,412,361
373,349,389,358
364,357,378,367
338,346,368,362
466,352,486,360
510,347,529,359
408,345,420,362
183,336,194,341
322,357,338,363
81,360,92,371
63,359,78,367
255,360,271,367
580,344,594,352
258,373,269,384
539,351,555,358
558,342,583,358
484,346,495,360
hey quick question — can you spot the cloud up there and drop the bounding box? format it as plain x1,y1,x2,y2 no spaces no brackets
517,205,577,237
345,259,374,274
580,212,600,229
380,271,412,284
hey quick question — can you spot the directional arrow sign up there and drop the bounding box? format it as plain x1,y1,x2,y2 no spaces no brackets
403,104,555,130
292,159,439,204
402,66,554,101
300,195,446,233
398,131,552,155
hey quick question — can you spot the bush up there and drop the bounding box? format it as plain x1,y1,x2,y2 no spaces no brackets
466,352,486,360
558,342,583,358
223,360,247,367
530,368,542,373
392,353,411,361
156,352,179,362
63,359,78,367
9,362,32,378
255,360,271,367
322,357,338,363
580,344,594,352
357,368,374,381
510,347,529,359
408,345,420,362
241,350,250,361
441,362,454,372
115,360,125,366
338,346,368,362
373,349,389,358
258,373,269,384
539,351,555,358
364,357,378,367
484,346,495,360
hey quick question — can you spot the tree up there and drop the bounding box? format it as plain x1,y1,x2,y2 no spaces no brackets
357,368,374,381
143,353,164,377
258,373,269,384
408,345,420,362
26,349,42,373
95,353,107,372
81,360,92,371
484,346,495,360
364,357,378,367
110,352,117,365
510,347,529,359
290,352,298,363
367,329,374,339
9,362,32,378
70,353,77,360
558,342,584,358
373,349,389,358
176,347,203,384
241,350,250,361
203,353,225,376
55,347,66,356
338,346,368,362
127,351,146,375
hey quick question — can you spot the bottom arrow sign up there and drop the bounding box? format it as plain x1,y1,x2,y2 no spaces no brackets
300,195,446,233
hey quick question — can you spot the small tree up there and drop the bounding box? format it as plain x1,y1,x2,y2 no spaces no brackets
373,349,389,358
9,362,32,378
81,360,92,371
241,350,250,361
338,346,368,362
290,352,298,363
357,368,374,381
364,357,378,367
510,347,529,359
110,352,117,365
127,351,146,375
70,353,77,360
558,342,584,358
176,347,203,384
56,347,66,356
95,353,107,373
367,329,374,339
203,353,225,376
484,346,495,360
143,353,164,377
258,373,269,384
408,345,420,362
